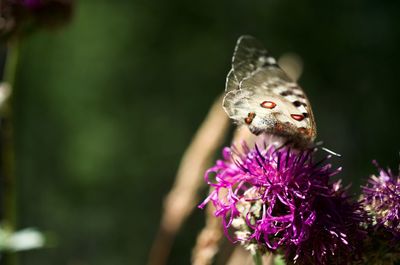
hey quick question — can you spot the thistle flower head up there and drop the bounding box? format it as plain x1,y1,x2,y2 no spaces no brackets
199,138,364,264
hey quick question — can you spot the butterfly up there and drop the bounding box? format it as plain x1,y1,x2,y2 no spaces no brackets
223,35,317,147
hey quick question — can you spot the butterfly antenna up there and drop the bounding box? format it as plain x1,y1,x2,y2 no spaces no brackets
321,147,342,157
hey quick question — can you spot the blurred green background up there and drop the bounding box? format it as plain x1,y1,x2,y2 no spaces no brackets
8,0,400,264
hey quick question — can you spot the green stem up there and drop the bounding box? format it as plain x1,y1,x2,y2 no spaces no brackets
2,39,20,265
252,251,263,265
3,41,20,87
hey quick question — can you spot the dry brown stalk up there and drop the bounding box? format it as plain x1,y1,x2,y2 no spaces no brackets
191,127,256,265
191,203,223,265
147,95,230,265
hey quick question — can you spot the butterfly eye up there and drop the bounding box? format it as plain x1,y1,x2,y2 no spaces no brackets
260,101,276,109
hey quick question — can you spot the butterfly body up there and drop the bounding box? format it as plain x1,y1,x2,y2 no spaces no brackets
223,36,316,146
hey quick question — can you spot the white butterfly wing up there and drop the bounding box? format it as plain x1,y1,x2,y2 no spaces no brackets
223,35,316,144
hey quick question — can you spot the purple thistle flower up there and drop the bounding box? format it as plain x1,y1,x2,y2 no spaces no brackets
199,138,365,265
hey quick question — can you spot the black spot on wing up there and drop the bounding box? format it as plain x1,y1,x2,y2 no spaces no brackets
293,101,307,107
280,91,293,96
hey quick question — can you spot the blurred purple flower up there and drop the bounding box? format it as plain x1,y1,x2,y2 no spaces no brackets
1,0,73,39
199,139,365,264
23,0,42,9
362,163,400,236
359,163,400,264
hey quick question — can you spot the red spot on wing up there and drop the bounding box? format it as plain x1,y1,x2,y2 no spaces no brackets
291,114,305,121
260,101,276,109
245,112,256,124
